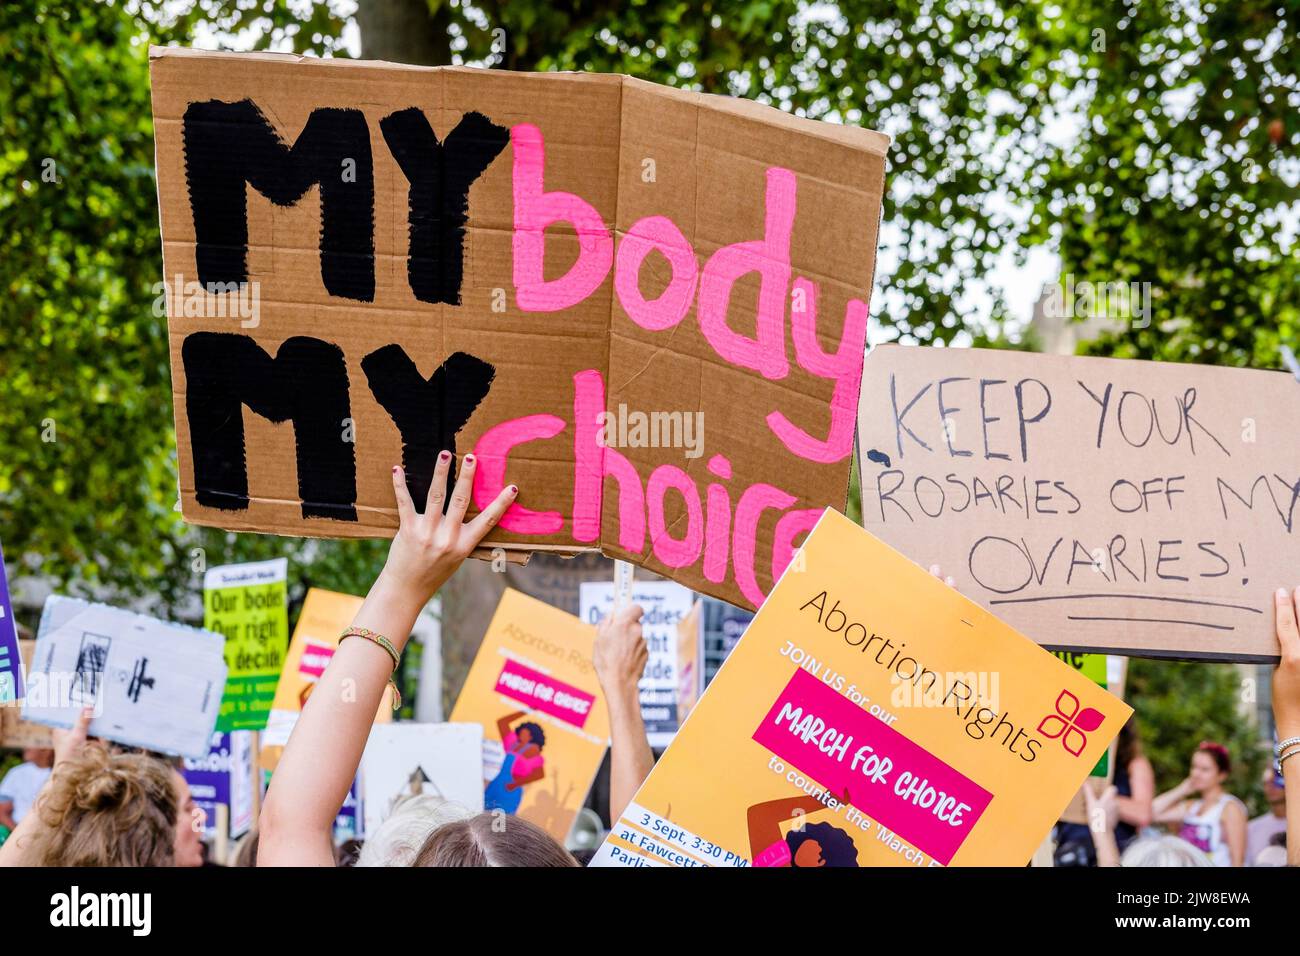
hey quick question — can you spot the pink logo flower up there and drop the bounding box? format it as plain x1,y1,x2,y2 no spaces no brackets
1037,690,1105,757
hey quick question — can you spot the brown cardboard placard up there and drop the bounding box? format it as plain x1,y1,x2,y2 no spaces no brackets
149,48,888,610
857,345,1295,662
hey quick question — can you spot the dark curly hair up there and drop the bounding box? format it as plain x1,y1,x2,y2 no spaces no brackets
786,821,859,867
515,721,546,750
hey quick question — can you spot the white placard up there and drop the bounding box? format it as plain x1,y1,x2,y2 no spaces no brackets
358,722,484,837
23,596,227,758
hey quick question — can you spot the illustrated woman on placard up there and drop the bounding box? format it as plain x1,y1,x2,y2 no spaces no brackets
484,711,547,815
746,789,860,867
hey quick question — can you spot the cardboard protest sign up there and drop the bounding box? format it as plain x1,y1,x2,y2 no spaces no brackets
857,345,1296,662
449,589,610,841
0,641,51,749
149,47,888,611
592,510,1130,868
260,587,392,770
358,722,484,836
204,558,288,730
0,541,21,703
857,345,1294,665
182,730,256,839
580,580,693,747
23,597,226,759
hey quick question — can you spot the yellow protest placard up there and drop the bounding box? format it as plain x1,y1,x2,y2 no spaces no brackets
450,589,609,842
260,587,392,771
593,509,1131,867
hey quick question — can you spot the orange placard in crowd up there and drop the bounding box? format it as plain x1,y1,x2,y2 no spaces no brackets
593,509,1131,867
450,589,610,842
260,588,392,771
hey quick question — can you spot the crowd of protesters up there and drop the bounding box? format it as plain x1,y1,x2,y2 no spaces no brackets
1,456,1297,867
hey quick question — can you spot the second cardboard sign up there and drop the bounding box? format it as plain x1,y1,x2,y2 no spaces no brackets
857,345,1295,662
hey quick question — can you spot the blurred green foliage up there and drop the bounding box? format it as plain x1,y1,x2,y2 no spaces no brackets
0,3,387,625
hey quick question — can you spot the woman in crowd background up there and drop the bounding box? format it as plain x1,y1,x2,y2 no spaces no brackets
1057,717,1155,865
0,745,53,840
1151,740,1248,866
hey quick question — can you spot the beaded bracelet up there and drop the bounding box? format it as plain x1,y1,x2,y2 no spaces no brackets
340,626,402,711
1276,736,1300,756
1279,749,1299,773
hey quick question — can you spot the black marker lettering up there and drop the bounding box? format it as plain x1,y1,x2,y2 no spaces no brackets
379,109,509,305
362,347,496,513
182,333,357,519
183,100,374,300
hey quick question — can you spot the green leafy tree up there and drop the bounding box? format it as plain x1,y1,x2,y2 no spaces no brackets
1024,2,1298,367
0,2,386,627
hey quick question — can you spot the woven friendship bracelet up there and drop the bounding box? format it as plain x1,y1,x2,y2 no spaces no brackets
340,626,402,711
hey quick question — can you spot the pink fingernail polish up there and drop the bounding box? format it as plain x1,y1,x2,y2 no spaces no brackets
509,485,518,494
464,454,475,464
439,451,450,462
392,466,399,475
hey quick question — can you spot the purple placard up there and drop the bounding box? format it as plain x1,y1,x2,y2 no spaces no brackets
0,540,23,703
182,732,236,839
183,732,234,805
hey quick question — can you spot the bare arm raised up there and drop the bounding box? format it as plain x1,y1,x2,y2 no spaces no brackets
258,452,517,866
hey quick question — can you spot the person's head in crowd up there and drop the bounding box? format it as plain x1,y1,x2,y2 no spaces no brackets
413,811,578,867
1120,835,1213,867
20,748,54,770
1254,834,1288,867
355,793,472,867
29,742,205,867
170,760,206,867
0,746,56,831
1188,740,1232,795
